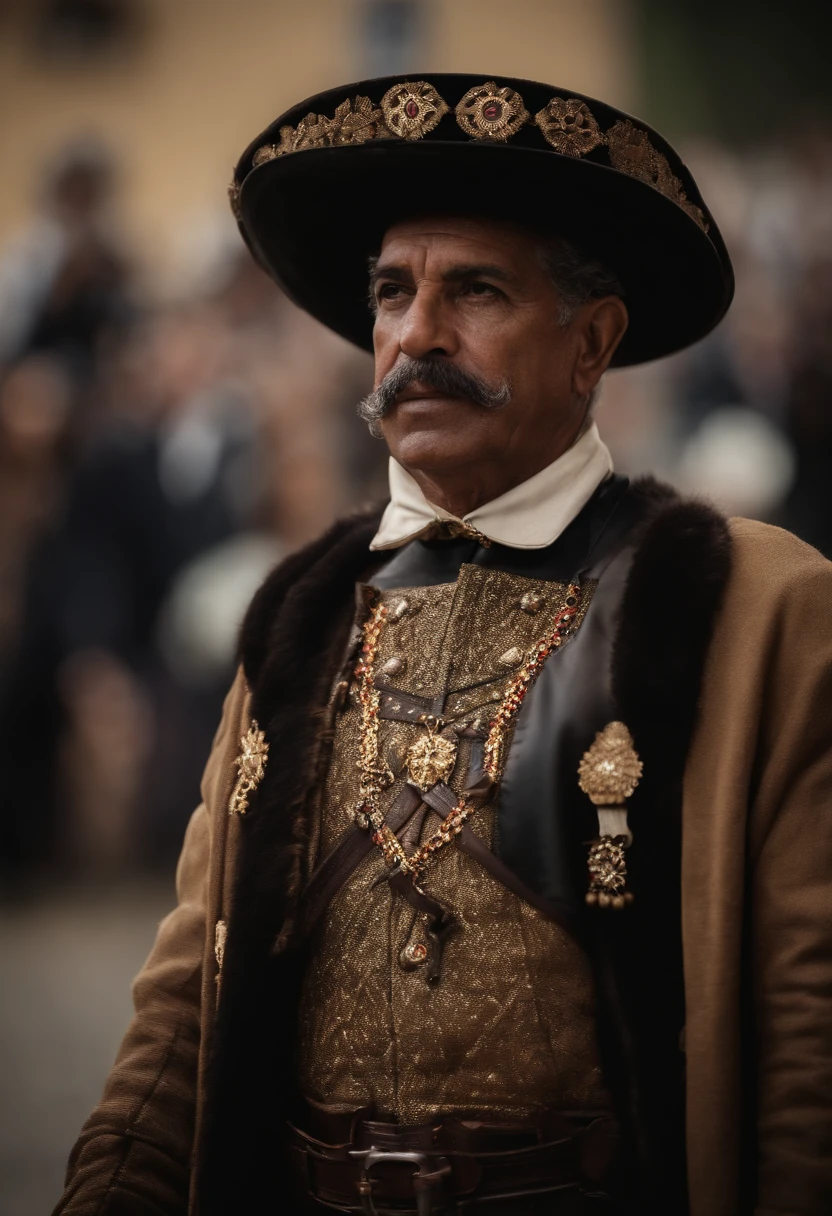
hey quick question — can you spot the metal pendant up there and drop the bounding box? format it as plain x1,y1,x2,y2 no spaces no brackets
405,717,458,791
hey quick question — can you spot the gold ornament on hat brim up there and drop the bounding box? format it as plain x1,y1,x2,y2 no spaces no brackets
228,719,269,815
250,96,385,169
455,81,529,142
380,80,449,140
227,180,242,220
578,720,642,909
237,83,710,239
330,95,386,145
607,118,708,231
535,96,604,158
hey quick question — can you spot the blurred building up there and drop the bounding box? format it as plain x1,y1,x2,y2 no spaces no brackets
0,0,634,292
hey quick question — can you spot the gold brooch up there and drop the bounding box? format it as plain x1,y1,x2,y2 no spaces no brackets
606,119,708,231
381,80,449,140
535,96,604,157
455,81,529,142
228,719,269,815
578,721,642,909
405,717,458,791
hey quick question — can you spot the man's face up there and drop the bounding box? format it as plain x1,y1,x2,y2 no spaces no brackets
368,215,604,480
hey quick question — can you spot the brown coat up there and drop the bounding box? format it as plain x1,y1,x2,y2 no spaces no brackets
54,514,832,1216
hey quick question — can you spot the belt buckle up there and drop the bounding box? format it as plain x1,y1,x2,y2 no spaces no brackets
349,1147,451,1216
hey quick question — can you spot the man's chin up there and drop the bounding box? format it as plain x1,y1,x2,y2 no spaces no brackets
382,424,485,475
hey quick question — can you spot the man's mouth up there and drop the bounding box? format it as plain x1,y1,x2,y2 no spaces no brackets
395,382,463,405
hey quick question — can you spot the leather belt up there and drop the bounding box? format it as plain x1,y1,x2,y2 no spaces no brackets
288,1107,620,1214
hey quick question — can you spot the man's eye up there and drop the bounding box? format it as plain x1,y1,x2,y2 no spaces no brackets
378,283,406,301
462,281,499,298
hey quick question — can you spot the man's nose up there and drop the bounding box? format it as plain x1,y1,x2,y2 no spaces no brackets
398,285,459,360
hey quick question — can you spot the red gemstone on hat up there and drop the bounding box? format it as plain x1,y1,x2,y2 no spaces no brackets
482,100,503,121
405,99,420,119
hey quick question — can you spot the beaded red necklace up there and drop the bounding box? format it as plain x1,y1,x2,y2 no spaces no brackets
352,581,583,881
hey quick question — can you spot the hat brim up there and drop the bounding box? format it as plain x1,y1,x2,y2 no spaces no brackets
239,137,733,367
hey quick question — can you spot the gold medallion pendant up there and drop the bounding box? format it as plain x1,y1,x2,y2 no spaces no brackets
405,718,458,791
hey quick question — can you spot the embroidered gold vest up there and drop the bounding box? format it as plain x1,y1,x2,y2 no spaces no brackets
297,565,612,1123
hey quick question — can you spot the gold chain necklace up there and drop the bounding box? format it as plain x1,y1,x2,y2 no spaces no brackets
352,581,583,880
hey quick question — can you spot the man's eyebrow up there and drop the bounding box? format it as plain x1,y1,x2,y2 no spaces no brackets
369,261,515,285
369,262,413,285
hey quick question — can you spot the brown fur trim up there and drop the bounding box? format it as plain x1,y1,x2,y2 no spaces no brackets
198,511,383,1213
613,477,733,783
592,476,732,1211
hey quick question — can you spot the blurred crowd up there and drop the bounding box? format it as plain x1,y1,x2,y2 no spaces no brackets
0,126,830,889
0,143,379,888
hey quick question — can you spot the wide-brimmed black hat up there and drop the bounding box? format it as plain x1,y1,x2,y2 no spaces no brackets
230,73,734,366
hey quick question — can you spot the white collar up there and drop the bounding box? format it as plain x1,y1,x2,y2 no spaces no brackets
369,422,614,551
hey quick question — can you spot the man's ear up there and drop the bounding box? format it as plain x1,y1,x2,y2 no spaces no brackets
572,296,629,399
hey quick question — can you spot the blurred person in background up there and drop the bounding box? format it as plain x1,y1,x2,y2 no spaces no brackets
0,301,273,884
0,138,133,389
53,74,832,1216
655,126,832,527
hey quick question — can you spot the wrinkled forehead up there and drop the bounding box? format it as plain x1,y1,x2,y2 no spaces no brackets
378,213,544,267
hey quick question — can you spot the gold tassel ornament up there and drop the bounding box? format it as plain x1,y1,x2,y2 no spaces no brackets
578,721,643,909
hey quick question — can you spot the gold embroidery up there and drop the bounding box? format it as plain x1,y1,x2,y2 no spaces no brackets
380,80,449,140
252,126,294,166
606,118,708,231
252,97,386,164
228,719,269,815
214,919,227,970
293,111,335,151
298,571,611,1122
535,97,604,157
227,180,241,220
455,81,529,142
330,95,386,145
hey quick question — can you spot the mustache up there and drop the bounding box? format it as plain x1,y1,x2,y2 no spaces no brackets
357,357,512,435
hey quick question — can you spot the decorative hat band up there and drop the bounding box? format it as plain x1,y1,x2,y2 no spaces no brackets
232,79,707,232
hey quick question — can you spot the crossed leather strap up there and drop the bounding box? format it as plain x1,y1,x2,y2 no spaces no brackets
300,709,580,980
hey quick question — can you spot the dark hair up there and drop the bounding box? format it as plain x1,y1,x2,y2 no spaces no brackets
537,236,625,326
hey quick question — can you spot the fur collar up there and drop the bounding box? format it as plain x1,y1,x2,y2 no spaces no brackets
196,478,731,1214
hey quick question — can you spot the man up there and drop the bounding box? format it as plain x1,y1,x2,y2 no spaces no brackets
54,75,832,1216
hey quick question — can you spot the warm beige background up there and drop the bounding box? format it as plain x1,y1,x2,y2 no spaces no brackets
0,0,634,289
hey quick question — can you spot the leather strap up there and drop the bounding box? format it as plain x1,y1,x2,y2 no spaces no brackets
377,684,446,724
420,782,583,944
301,770,583,949
301,784,422,936
457,824,582,945
287,1111,619,1212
